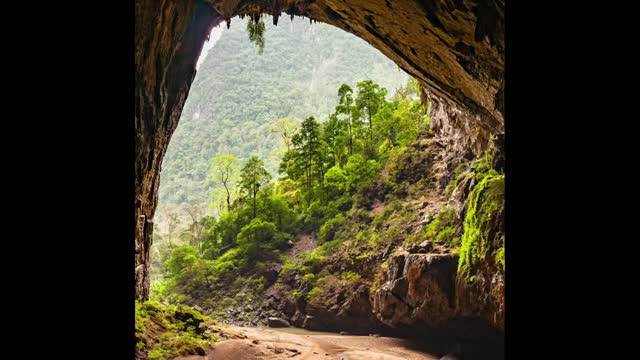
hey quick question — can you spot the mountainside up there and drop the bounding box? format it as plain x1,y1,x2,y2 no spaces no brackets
157,15,407,214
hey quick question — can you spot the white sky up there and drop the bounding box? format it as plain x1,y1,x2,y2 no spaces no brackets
196,25,226,70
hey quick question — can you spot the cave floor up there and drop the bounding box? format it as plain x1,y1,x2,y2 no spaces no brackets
176,325,439,360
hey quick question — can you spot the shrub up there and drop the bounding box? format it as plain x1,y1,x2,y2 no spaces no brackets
319,214,346,243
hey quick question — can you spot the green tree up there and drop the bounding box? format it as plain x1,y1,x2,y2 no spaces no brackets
355,80,388,158
355,80,387,130
208,155,240,211
322,114,348,167
290,117,323,201
236,218,278,257
324,165,347,200
335,84,356,155
165,245,198,278
240,156,272,218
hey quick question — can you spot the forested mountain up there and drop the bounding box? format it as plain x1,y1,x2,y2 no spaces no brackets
157,15,407,218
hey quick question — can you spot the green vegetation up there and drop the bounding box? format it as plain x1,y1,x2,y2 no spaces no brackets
151,77,426,311
307,272,362,306
458,171,505,274
135,301,218,360
246,15,266,54
156,14,408,223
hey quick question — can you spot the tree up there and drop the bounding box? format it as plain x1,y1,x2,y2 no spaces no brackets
271,118,300,152
324,165,347,200
166,210,179,249
240,156,272,218
322,114,348,167
335,84,355,155
290,117,322,201
236,218,278,257
355,80,388,158
355,80,387,130
208,155,240,211
184,203,207,255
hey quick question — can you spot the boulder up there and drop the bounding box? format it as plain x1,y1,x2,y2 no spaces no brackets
261,263,283,284
267,317,290,328
302,315,318,330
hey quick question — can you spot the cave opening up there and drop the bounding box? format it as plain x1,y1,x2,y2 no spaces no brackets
135,1,504,359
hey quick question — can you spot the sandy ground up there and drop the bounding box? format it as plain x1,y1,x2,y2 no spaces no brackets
176,326,439,360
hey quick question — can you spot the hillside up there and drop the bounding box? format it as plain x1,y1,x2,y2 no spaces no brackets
147,72,505,359
157,15,407,216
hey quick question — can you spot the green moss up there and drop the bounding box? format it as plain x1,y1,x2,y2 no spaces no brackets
457,174,505,273
302,273,317,286
135,301,217,359
307,286,322,303
405,207,458,247
435,226,456,243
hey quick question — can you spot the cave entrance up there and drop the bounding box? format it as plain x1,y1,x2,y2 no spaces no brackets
135,0,504,302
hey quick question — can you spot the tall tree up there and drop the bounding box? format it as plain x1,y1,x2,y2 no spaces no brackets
335,84,355,155
184,203,206,255
322,114,347,167
291,117,322,200
356,80,387,130
208,155,240,211
355,80,388,158
240,156,272,218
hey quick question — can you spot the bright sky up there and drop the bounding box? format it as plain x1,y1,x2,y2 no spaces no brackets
196,25,226,70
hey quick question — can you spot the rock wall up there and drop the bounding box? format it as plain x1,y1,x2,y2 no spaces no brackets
135,0,222,300
135,0,505,301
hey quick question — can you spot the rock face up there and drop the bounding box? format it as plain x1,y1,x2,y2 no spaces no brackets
373,254,458,329
373,252,503,341
135,0,504,302
267,317,291,328
304,283,382,334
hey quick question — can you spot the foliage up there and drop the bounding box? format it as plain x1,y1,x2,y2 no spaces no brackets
246,15,266,54
157,15,407,215
458,173,505,273
240,156,272,218
136,301,218,360
152,76,430,319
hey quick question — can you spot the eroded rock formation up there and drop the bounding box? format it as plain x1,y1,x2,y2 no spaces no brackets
135,0,505,307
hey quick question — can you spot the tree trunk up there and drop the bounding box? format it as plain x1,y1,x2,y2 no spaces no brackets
223,180,231,211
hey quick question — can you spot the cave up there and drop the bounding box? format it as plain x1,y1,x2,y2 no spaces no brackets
135,0,504,307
